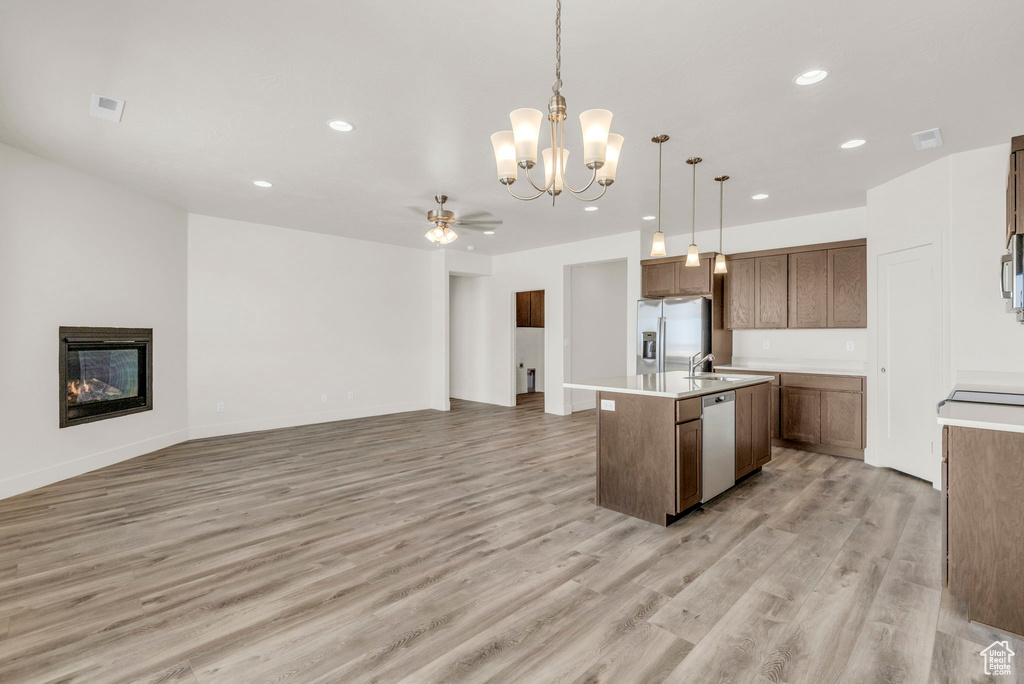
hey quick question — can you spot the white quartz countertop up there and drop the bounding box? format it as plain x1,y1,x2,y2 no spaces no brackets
714,363,867,377
937,384,1024,434
564,371,775,399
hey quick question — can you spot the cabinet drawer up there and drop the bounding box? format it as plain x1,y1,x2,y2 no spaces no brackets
780,373,862,392
676,397,701,423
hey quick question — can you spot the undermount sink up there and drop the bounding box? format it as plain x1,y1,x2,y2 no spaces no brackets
686,374,750,382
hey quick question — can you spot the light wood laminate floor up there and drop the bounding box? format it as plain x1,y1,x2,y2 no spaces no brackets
0,397,1018,683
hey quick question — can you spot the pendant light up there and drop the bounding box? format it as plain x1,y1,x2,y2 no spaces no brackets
685,157,702,267
650,135,669,257
714,175,729,274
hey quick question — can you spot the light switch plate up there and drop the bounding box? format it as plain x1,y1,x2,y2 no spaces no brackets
846,341,855,351
762,340,770,350
600,399,615,411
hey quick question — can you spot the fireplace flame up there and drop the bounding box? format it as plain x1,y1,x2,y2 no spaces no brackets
67,378,122,404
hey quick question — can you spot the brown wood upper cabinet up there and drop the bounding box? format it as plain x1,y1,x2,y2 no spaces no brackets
827,246,867,328
641,254,713,298
1008,135,1024,248
788,250,828,328
516,290,544,327
724,239,866,330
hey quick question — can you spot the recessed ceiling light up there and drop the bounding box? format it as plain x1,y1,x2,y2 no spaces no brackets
795,69,828,85
840,139,866,149
467,246,475,251
328,120,354,132
752,193,769,200
253,180,273,188
585,206,599,212
642,215,656,221
483,230,495,235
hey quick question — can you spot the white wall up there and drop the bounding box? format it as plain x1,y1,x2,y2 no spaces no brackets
449,274,490,403
570,260,628,410
0,142,189,499
515,327,545,394
187,215,433,438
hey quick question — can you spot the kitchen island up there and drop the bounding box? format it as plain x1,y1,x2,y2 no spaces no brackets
565,372,773,526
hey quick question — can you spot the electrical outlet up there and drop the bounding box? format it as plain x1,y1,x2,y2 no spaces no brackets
216,402,224,413
348,391,355,401
762,340,770,350
846,341,855,352
600,399,616,411
321,393,328,403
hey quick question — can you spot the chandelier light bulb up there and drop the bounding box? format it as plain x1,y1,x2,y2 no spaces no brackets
597,134,623,186
578,109,613,167
510,108,543,165
542,147,570,195
490,131,518,183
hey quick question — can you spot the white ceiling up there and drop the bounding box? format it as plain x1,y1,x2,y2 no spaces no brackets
1,0,1023,255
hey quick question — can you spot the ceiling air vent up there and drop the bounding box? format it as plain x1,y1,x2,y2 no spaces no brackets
911,128,943,150
90,93,125,122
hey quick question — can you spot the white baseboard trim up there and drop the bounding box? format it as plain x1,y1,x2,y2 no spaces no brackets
188,401,433,441
0,428,190,501
571,399,597,412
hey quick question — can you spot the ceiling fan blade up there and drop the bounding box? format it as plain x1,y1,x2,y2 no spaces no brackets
459,225,499,232
457,211,496,221
459,219,503,227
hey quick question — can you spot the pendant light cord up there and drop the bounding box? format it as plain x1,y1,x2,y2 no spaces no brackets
691,162,696,243
719,180,723,252
657,140,663,233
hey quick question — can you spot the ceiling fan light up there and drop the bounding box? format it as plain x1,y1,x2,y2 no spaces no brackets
542,147,570,194
651,231,667,257
490,131,518,182
597,133,623,185
425,229,437,243
714,253,728,274
685,243,700,267
579,109,613,167
443,226,458,244
510,108,543,165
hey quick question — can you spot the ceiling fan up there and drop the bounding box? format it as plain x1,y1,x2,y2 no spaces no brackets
409,195,503,245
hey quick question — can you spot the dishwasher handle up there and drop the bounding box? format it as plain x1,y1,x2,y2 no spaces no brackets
702,391,735,408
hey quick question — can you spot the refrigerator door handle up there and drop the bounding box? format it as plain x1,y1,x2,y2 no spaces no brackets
658,316,667,373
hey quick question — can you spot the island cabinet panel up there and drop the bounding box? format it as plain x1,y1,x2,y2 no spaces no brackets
1011,138,1024,247
676,419,702,512
596,392,677,525
820,390,863,448
642,262,677,297
754,255,789,328
734,383,770,478
827,246,867,328
780,387,821,444
946,426,1024,636
675,258,713,296
724,258,755,329
788,250,828,328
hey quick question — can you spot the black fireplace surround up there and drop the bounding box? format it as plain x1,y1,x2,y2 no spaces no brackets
59,326,152,428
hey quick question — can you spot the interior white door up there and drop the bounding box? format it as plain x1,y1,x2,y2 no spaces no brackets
876,244,940,482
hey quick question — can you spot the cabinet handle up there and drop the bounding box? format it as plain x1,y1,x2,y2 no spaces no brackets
880,367,886,373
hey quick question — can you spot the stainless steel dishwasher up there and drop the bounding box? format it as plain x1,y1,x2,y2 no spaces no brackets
701,391,736,503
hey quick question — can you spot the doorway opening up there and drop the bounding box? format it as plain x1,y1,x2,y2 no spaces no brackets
515,290,544,406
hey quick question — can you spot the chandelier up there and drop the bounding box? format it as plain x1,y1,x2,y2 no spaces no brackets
489,0,623,204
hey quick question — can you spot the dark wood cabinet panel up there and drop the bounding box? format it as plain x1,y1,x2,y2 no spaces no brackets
676,397,701,424
947,426,1024,636
642,262,676,297
754,255,788,328
530,290,545,328
516,291,531,327
516,290,544,328
675,258,712,296
827,246,867,328
735,386,755,478
781,387,821,444
676,419,702,512
751,382,771,466
1017,152,1024,237
820,390,863,448
770,384,780,440
788,251,828,328
724,258,755,329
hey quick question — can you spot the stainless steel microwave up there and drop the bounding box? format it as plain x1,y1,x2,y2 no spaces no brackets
1001,233,1024,321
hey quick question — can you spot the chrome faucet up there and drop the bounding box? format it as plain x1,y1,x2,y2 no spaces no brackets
689,352,715,375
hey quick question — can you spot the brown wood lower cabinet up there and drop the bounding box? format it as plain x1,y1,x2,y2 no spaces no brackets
781,387,821,444
735,383,771,478
676,419,702,512
945,425,1024,636
820,390,863,448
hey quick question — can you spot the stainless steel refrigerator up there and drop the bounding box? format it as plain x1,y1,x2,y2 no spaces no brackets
636,297,713,374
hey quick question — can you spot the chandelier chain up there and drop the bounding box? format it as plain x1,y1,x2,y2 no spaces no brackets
553,0,562,94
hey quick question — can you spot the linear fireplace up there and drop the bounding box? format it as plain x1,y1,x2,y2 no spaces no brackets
59,327,153,428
